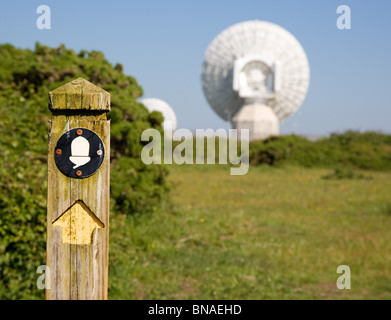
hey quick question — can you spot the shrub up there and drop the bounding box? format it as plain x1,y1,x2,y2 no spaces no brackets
0,43,169,299
249,131,391,171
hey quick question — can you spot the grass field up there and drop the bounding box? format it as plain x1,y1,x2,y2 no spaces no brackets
108,164,391,300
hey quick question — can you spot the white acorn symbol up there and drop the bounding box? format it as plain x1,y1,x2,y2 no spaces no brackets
69,136,91,169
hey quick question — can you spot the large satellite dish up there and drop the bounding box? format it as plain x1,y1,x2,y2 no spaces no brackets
201,20,310,140
141,98,177,133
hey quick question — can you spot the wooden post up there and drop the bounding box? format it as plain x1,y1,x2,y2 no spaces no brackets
46,78,110,300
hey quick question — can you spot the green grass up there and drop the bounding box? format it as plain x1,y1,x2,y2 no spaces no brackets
108,164,391,299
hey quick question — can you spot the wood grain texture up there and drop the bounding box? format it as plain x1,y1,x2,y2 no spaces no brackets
48,78,110,111
52,200,104,245
46,79,110,300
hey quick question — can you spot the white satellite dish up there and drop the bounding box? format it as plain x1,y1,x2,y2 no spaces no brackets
201,20,310,140
141,98,177,133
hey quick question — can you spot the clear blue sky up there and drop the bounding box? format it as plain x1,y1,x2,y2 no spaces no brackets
1,0,390,136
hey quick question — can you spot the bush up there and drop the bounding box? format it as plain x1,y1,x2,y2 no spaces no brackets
0,43,169,299
249,131,391,171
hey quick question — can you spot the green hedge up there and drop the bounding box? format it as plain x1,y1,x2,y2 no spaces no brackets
249,131,391,170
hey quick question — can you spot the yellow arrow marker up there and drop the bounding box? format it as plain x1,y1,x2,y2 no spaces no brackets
53,200,104,245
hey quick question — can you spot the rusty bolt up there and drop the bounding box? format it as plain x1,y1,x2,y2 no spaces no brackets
76,170,82,176
56,149,62,155
77,129,83,135
97,150,103,156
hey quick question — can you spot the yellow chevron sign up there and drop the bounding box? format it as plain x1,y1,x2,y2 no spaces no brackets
53,200,104,245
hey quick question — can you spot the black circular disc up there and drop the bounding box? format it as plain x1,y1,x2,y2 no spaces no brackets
54,128,105,179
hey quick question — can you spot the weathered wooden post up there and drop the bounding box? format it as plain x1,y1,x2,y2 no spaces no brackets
46,78,110,300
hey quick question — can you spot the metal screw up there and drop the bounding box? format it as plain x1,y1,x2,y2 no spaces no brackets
56,149,62,155
77,129,83,135
97,150,103,156
76,170,82,176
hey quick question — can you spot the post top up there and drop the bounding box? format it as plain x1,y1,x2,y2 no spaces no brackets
49,78,110,112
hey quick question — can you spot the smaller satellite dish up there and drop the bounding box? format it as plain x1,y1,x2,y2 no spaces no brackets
140,98,177,133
